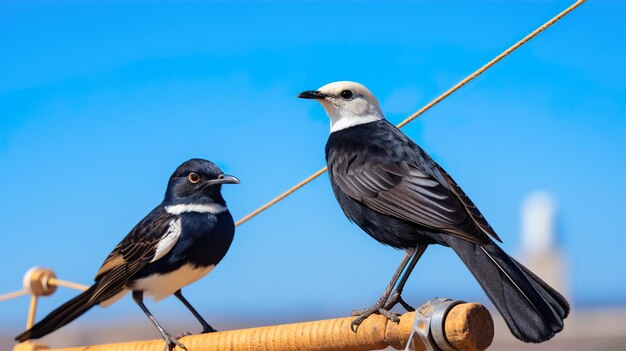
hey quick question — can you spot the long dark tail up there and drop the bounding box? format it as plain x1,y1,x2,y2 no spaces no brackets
445,236,569,343
15,285,98,342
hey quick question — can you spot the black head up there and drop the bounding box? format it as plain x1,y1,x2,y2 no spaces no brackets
164,159,239,205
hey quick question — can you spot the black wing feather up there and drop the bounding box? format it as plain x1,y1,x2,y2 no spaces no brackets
327,121,500,245
92,209,177,301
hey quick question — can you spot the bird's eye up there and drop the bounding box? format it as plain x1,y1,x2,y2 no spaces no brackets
340,90,353,100
188,172,200,184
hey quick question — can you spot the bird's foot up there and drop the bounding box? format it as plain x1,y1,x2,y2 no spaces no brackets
350,301,400,332
162,332,188,351
351,299,386,316
383,291,415,312
176,331,192,339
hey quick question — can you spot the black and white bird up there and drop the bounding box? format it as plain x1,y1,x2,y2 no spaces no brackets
299,81,569,343
15,159,239,350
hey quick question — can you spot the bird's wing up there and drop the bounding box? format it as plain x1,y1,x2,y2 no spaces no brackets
436,165,501,242
333,159,496,244
92,211,180,299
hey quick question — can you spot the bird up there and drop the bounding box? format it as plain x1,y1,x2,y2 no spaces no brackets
15,158,240,351
298,81,569,343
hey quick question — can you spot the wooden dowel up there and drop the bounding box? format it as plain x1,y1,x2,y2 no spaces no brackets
0,289,28,302
46,278,89,292
14,302,493,351
26,295,38,329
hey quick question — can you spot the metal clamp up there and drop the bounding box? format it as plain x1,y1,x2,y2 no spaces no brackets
405,297,464,351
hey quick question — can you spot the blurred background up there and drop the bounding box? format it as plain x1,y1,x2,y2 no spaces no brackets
1,1,624,350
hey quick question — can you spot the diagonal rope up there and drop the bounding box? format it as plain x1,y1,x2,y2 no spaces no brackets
234,0,587,227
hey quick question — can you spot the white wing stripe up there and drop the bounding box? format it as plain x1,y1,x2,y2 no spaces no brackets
151,218,182,263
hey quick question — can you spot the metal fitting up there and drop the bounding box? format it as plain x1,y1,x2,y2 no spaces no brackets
406,297,464,351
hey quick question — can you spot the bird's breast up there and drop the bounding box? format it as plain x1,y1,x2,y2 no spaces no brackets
130,263,216,301
180,211,235,267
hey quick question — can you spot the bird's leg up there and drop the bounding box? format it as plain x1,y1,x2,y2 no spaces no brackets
350,251,413,332
174,289,217,333
132,291,187,351
383,244,427,312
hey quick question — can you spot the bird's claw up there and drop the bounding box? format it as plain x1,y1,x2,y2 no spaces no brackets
162,333,188,351
175,331,192,339
350,291,413,331
351,296,388,316
350,303,400,332
350,306,371,317
383,291,415,312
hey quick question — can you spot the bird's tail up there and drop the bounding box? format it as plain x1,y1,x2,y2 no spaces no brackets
15,284,98,342
445,236,569,343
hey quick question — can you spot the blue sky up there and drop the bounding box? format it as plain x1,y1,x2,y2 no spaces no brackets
1,0,624,336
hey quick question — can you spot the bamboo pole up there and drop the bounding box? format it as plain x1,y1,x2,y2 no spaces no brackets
13,302,493,351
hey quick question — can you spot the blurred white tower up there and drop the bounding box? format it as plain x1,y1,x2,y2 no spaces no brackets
520,191,570,303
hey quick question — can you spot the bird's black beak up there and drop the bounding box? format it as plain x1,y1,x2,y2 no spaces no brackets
297,90,328,100
209,174,240,185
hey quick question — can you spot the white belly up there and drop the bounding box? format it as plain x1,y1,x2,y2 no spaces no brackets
130,264,215,301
